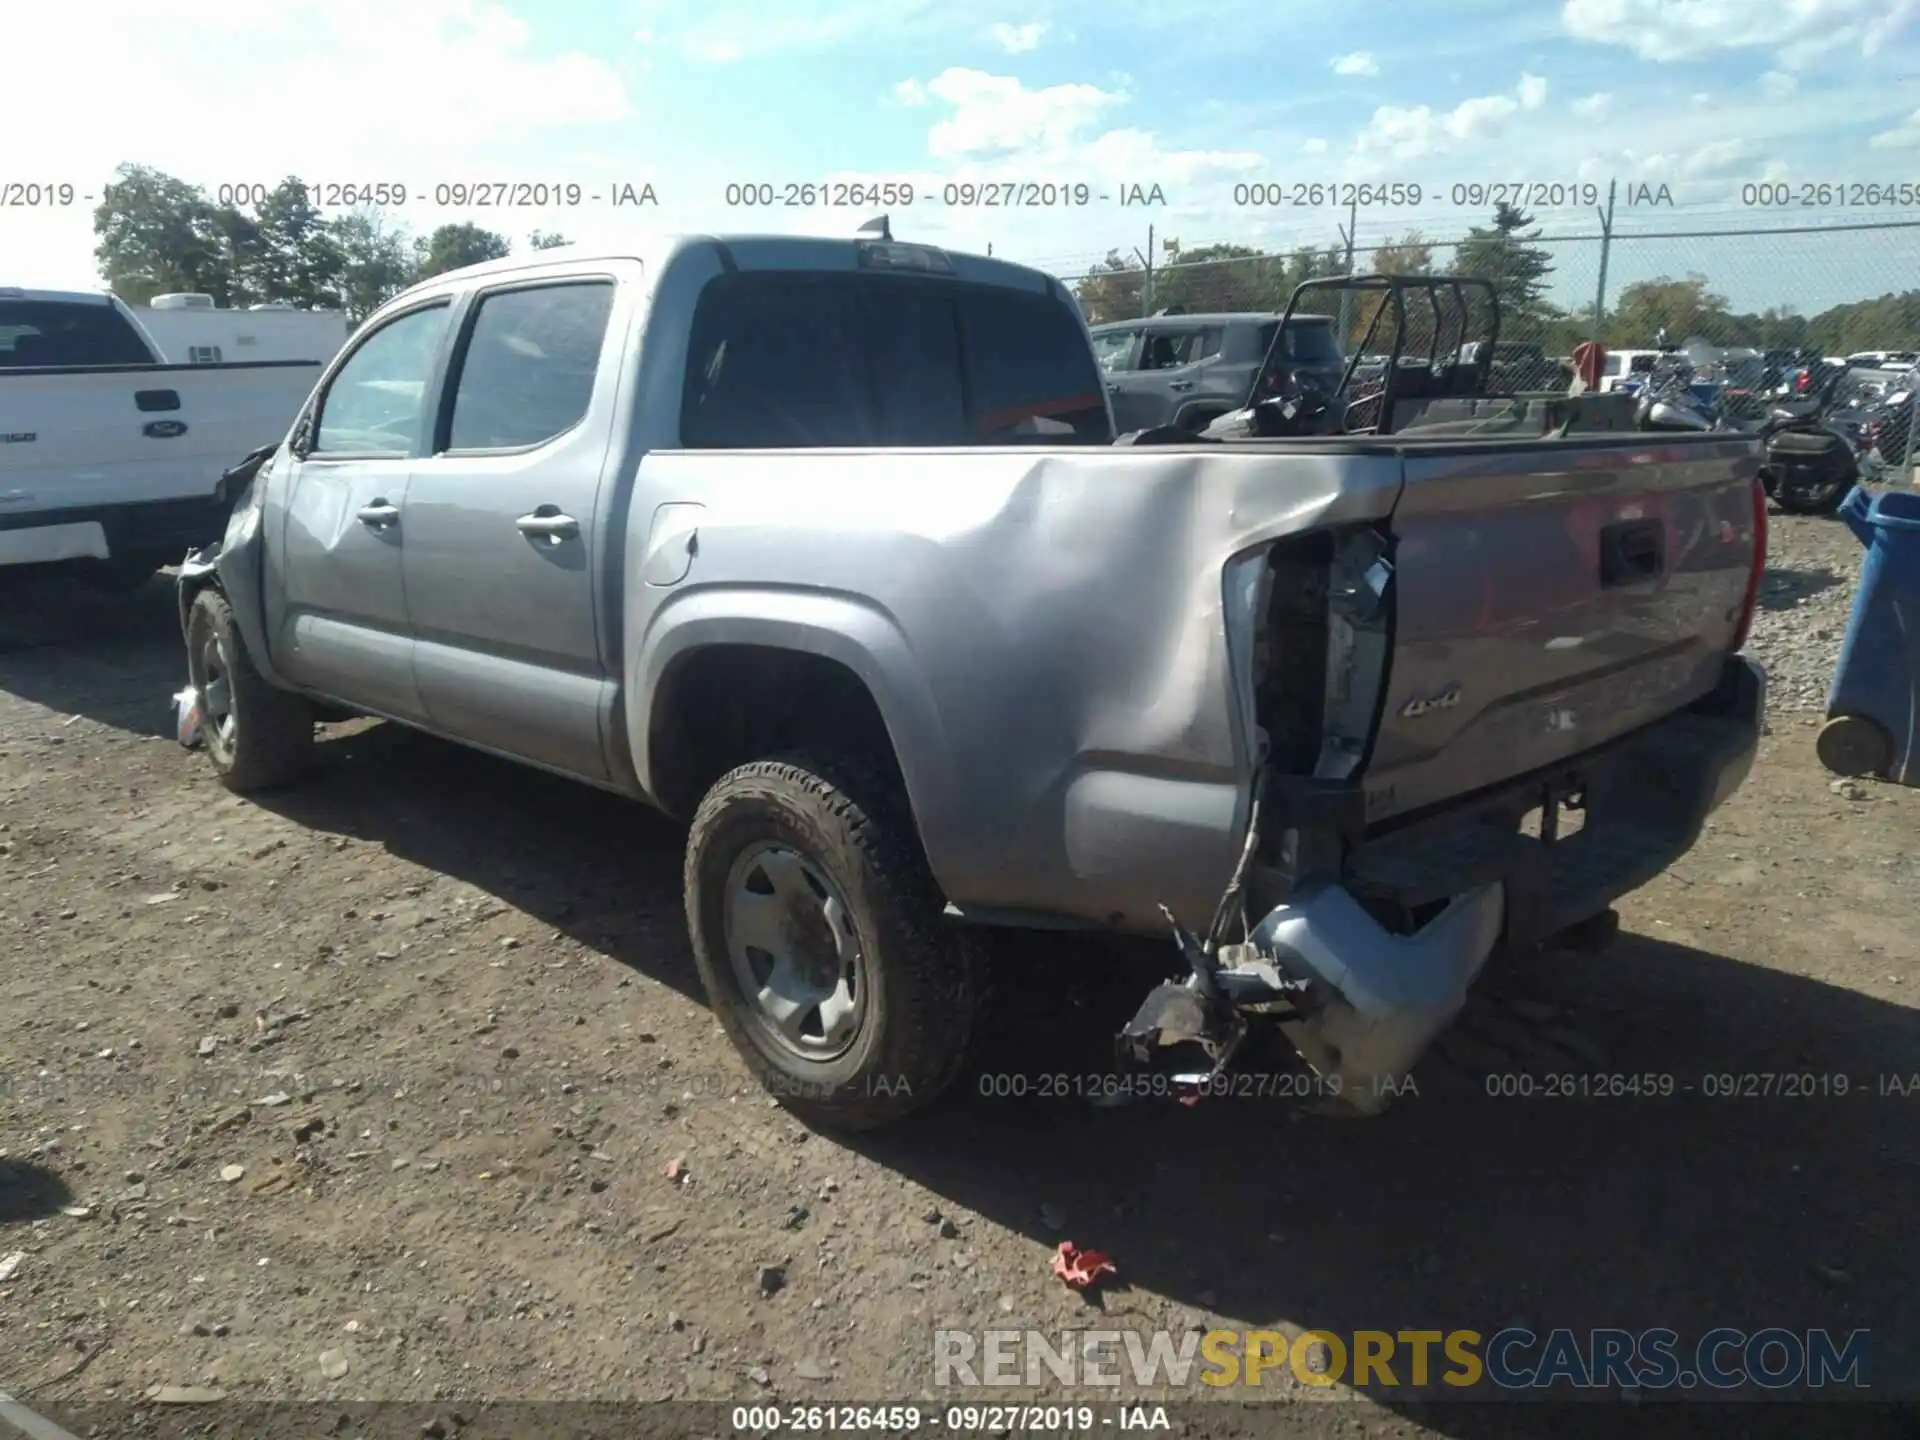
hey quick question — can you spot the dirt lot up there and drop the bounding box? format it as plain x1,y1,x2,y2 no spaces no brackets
0,504,1916,1439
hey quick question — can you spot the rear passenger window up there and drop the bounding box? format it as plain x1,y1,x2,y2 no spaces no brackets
446,281,614,450
680,273,1109,447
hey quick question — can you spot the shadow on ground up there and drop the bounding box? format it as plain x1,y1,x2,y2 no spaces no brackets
1757,565,1847,610
0,571,181,738
853,928,1920,1425
259,722,705,1004
0,1157,75,1224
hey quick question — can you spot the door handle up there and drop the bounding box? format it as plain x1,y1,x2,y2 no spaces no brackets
1105,382,1121,394
516,507,580,543
356,500,400,529
1168,380,1194,391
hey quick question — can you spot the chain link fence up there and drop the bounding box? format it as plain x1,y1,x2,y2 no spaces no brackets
1056,218,1920,469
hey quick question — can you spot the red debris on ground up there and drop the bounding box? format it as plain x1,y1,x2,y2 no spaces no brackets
1050,1241,1116,1289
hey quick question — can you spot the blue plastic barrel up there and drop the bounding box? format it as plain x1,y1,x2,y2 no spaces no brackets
1819,486,1920,784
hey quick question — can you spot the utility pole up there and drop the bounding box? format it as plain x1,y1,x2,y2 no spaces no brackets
1130,225,1156,315
1590,179,1616,343
1336,197,1358,343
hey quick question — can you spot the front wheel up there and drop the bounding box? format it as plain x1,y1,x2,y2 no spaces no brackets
185,590,317,792
684,755,986,1131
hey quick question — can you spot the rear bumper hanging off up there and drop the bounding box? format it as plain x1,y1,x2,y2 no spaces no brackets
1120,654,1766,1110
1120,879,1504,1112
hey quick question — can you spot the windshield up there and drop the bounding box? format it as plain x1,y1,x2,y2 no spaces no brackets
0,300,154,368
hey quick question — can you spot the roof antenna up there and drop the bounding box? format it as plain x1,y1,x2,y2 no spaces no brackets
856,215,892,242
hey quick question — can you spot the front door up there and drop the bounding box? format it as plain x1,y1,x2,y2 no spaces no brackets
401,271,627,781
276,299,454,719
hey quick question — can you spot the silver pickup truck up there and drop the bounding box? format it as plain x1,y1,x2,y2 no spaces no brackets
174,231,1767,1130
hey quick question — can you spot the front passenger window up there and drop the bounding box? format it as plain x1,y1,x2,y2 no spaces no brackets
312,304,452,455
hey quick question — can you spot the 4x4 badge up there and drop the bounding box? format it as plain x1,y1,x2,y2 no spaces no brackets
1399,684,1461,718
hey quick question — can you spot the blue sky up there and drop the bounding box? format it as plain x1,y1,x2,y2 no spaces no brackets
11,0,1920,314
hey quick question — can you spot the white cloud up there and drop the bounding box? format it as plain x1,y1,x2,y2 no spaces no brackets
1592,139,1763,180
892,78,928,105
1572,91,1613,118
1560,0,1916,64
908,67,1265,179
1352,73,1548,159
1760,70,1798,98
20,0,628,177
1303,137,1330,154
989,20,1048,53
1331,51,1380,76
1868,108,1920,147
922,69,1126,158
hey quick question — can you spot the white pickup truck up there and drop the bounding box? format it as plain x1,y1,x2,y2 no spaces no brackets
0,286,325,586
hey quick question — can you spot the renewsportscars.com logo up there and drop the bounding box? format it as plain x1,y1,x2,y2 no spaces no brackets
933,1327,1872,1393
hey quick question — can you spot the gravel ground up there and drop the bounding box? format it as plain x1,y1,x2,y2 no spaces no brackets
1,495,1916,1440
1742,485,1887,714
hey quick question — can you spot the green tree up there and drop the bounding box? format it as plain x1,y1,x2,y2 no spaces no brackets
1801,291,1920,353
1606,275,1737,347
528,229,572,250
246,179,340,309
93,164,254,305
1152,242,1271,312
1454,203,1557,340
413,223,512,280
325,210,416,322
1071,251,1145,324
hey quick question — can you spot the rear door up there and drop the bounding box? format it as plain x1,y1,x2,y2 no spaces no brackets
276,298,453,719
400,269,628,780
1363,435,1761,823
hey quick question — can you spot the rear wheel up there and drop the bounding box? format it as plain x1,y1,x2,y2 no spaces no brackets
684,754,986,1131
185,590,317,792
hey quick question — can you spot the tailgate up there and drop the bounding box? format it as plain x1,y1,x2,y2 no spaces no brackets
1361,434,1762,823
0,365,316,516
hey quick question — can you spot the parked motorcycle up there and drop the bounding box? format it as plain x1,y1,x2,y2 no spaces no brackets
1859,376,1915,470
1636,340,1859,514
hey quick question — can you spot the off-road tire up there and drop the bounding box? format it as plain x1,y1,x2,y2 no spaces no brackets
684,754,987,1131
185,589,317,792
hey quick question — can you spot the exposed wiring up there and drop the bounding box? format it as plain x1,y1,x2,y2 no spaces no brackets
1204,764,1265,955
